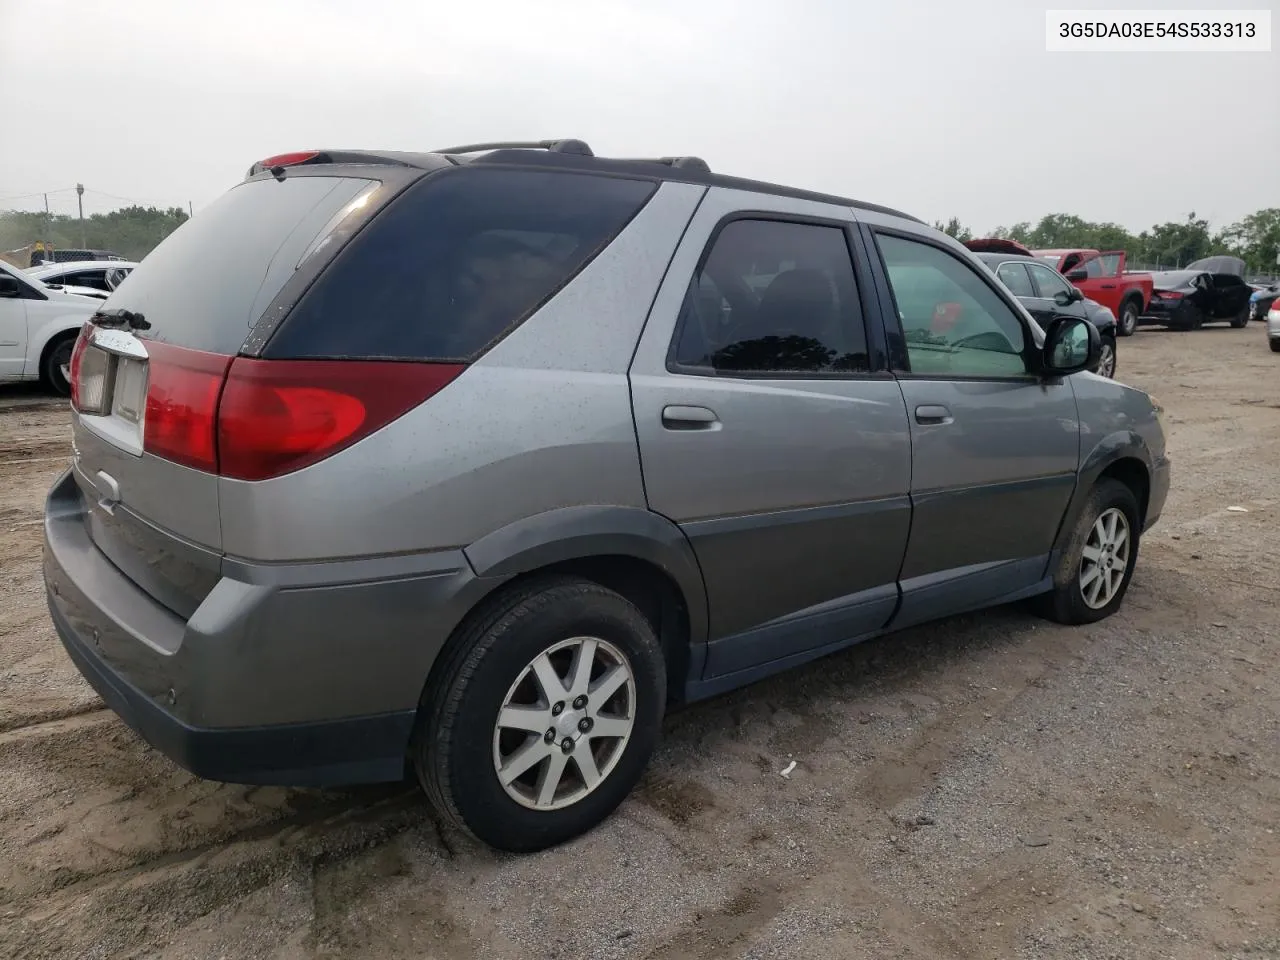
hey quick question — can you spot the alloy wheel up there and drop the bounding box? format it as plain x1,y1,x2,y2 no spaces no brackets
1079,507,1130,609
492,636,636,811
1097,342,1116,378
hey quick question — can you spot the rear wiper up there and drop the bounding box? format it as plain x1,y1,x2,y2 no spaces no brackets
91,307,151,331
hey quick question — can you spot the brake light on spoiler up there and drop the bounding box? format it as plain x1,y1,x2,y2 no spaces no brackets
73,331,465,481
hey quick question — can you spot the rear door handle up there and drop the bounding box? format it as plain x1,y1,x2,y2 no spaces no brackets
661,405,721,430
914,404,953,425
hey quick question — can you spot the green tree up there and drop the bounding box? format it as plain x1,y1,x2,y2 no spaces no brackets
1216,208,1280,274
932,216,973,242
0,204,189,262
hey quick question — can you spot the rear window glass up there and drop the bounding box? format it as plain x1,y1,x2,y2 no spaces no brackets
104,175,378,354
265,169,657,361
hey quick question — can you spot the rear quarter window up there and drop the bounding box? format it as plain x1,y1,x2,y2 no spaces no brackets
264,169,657,361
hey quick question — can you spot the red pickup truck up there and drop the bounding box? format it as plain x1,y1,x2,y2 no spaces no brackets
1032,249,1153,337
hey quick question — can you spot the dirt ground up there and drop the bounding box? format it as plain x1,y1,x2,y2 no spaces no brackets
1,327,1277,960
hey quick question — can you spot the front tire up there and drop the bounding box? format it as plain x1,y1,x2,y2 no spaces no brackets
1096,335,1117,378
1037,478,1140,625
1118,299,1139,337
1230,305,1249,329
414,577,666,852
1270,338,1280,353
40,333,76,397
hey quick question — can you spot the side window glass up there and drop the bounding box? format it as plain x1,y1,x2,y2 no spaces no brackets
995,262,1035,298
1098,254,1122,277
878,234,1028,379
1081,257,1104,279
1027,263,1073,300
671,219,869,375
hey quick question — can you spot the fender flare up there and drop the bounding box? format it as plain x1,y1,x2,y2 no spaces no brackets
1051,430,1154,558
464,505,710,646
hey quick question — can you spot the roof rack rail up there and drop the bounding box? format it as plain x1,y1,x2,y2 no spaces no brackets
431,139,594,157
614,156,711,173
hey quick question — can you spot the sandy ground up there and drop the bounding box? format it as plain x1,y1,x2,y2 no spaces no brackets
0,327,1277,960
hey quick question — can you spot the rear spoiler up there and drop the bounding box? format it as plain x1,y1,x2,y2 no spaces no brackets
963,237,1033,256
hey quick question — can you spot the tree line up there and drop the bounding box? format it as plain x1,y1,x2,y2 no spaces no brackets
0,205,189,263
933,209,1280,276
3,202,1277,278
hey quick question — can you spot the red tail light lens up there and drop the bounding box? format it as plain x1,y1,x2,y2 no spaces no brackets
216,359,466,481
1155,290,1184,300
68,323,93,411
142,342,233,473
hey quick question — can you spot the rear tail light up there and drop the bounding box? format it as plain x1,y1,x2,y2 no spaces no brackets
216,359,464,481
1154,290,1183,300
121,342,465,480
68,323,105,413
142,343,233,473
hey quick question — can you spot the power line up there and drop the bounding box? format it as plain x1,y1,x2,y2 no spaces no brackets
0,187,77,202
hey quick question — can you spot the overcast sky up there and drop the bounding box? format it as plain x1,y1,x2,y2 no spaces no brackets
1,0,1275,233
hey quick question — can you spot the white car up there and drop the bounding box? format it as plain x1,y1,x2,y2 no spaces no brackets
1268,305,1280,353
0,260,99,395
27,260,137,300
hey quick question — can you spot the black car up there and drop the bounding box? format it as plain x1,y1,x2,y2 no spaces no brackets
1142,269,1252,331
973,252,1118,378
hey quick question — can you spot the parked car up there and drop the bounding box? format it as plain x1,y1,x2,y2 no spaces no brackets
1185,255,1246,276
1142,269,1253,330
1267,303,1280,353
969,247,1119,378
1031,248,1152,338
28,261,137,299
1249,281,1279,322
28,247,127,267
43,140,1170,853
0,260,99,394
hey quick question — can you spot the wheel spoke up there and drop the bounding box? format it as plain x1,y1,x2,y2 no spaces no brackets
575,746,602,790
590,665,629,705
1093,517,1108,545
1081,544,1102,563
1087,572,1104,606
497,704,551,734
1105,511,1119,543
588,715,631,740
536,751,569,806
499,739,550,786
530,653,567,704
568,637,598,697
1080,563,1101,588
1113,525,1129,552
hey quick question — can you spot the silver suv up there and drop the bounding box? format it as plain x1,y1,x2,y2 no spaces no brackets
43,140,1170,852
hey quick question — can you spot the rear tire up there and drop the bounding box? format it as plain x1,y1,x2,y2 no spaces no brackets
414,577,666,852
1230,305,1249,329
40,333,76,397
1036,478,1140,626
1117,298,1139,337
1270,339,1280,353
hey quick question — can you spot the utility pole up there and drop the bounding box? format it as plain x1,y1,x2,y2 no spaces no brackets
188,200,193,219
76,183,86,247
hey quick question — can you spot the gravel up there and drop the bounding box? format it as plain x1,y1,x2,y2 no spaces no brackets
1,326,1277,959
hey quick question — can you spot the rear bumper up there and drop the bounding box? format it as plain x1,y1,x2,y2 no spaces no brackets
1145,455,1171,532
1140,300,1195,326
43,468,494,786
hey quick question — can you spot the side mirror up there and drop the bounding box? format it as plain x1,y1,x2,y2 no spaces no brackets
0,276,21,298
1040,316,1099,377
1066,268,1088,282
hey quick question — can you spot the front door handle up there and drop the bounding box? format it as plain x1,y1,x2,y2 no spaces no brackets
661,405,721,430
1100,283,1117,289
915,404,953,425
